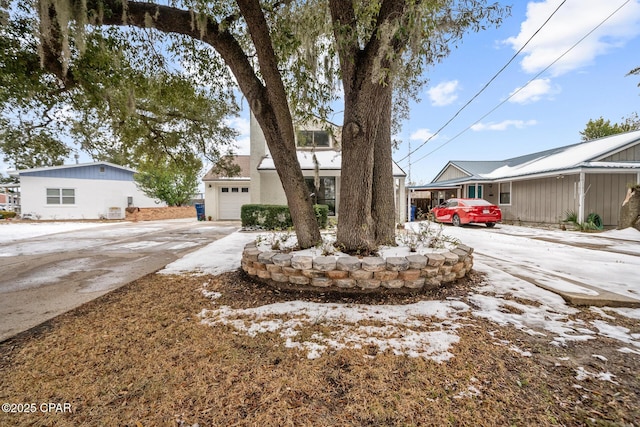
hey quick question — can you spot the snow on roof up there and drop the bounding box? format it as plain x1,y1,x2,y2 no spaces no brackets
482,131,640,180
258,150,407,177
583,161,640,169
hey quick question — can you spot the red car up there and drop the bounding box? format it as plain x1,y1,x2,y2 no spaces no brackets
431,198,501,228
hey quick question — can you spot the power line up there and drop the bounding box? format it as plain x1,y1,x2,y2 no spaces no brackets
397,0,568,164
406,0,632,167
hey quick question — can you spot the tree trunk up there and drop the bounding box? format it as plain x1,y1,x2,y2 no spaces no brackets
372,85,396,246
252,104,322,247
90,0,322,248
329,0,405,254
619,185,640,231
336,78,389,253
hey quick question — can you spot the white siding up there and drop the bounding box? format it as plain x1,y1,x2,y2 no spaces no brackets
204,181,250,220
219,186,251,219
20,176,162,220
436,165,469,182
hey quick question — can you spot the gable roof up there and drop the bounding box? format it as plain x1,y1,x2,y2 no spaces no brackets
484,130,640,179
432,160,506,182
422,130,640,188
202,155,251,181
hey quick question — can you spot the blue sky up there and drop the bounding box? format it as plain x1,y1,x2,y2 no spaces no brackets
3,0,640,186
395,0,640,184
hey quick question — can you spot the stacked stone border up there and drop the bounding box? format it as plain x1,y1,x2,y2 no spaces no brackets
241,242,474,294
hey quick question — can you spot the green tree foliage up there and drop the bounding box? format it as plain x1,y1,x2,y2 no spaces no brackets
580,113,640,141
2,0,508,250
134,156,201,207
0,3,239,172
0,118,71,169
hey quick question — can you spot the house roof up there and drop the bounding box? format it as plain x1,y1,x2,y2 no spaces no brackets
258,151,407,177
202,155,251,181
422,130,640,187
432,160,506,182
483,130,640,179
9,161,136,177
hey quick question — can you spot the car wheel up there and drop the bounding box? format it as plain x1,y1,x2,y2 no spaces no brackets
486,222,496,228
452,214,461,227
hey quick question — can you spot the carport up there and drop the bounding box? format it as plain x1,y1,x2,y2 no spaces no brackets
407,183,462,219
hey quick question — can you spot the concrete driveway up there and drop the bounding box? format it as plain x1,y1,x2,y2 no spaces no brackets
0,219,239,341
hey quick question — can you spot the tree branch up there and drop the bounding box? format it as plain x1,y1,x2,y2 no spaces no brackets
89,0,268,117
328,0,358,98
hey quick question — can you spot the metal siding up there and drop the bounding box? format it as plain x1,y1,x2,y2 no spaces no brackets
21,165,134,181
437,165,468,182
505,176,579,224
585,173,636,226
602,144,640,161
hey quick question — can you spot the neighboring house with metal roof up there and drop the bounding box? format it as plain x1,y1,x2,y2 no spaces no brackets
409,130,640,227
202,114,408,221
10,162,163,220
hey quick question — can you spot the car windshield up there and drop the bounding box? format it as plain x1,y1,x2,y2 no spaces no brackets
462,199,492,206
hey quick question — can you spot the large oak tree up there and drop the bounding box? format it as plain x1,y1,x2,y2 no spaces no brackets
4,0,507,251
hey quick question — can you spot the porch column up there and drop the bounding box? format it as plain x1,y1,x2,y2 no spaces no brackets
578,172,586,223
406,187,412,223
398,178,406,223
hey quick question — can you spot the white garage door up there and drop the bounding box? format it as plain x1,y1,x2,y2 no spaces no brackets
219,186,250,220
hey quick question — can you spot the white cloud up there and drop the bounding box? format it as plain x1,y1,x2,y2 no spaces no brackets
505,0,640,76
508,78,558,104
410,128,435,141
427,80,460,106
471,119,537,132
226,116,251,155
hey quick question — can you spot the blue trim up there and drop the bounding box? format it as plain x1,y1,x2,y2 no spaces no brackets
21,164,134,181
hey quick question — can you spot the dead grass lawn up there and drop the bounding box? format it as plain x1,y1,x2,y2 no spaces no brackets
1,271,638,426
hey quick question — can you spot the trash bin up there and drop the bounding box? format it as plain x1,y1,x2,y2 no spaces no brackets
195,203,205,221
410,205,417,222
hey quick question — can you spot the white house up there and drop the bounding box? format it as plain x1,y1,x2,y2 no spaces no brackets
203,114,407,221
10,162,163,220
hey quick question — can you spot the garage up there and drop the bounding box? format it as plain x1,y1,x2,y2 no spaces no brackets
219,186,250,219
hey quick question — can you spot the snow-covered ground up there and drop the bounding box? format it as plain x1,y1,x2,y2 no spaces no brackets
4,220,637,374
161,223,640,368
0,221,115,243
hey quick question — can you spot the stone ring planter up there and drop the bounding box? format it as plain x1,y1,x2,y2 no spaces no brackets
241,242,474,294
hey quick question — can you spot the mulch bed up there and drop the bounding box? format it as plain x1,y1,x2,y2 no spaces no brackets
1,271,638,426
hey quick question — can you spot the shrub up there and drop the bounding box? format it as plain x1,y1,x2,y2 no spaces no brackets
241,204,329,230
313,204,329,229
563,210,603,231
0,210,17,219
241,204,292,229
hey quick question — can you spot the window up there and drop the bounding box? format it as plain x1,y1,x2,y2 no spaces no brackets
499,182,511,205
241,188,249,193
46,188,75,205
305,177,336,215
296,130,330,148
99,166,106,173
231,187,239,193
221,188,229,193
467,185,483,198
